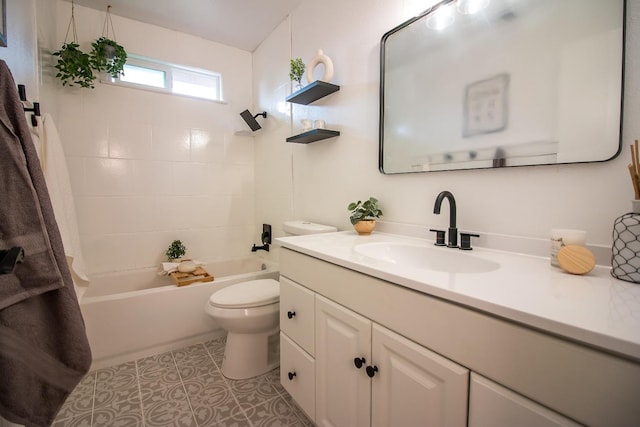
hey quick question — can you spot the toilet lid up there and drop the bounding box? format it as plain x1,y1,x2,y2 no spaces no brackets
209,279,279,308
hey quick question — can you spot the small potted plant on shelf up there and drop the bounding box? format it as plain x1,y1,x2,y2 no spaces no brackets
289,58,306,90
90,36,127,78
53,42,96,88
348,197,383,235
165,240,187,261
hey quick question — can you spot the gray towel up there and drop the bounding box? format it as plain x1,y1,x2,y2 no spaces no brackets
0,61,92,426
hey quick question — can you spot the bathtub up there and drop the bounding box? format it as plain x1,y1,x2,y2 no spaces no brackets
80,256,279,369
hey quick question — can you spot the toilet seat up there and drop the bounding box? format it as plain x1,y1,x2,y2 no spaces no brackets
208,279,279,308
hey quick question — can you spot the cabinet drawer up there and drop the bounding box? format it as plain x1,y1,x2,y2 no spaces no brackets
469,373,581,427
280,332,315,422
280,277,315,355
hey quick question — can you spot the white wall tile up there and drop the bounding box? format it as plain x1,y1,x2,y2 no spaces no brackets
152,125,191,162
84,158,135,196
109,121,153,160
131,160,174,195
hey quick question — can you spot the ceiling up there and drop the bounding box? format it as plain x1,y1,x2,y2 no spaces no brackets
69,0,303,52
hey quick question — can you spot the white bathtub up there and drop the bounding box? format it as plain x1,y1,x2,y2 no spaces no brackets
80,256,279,369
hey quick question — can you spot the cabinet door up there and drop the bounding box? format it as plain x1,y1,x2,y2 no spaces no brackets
280,332,315,422
280,277,315,355
315,295,371,427
469,373,582,427
371,324,469,427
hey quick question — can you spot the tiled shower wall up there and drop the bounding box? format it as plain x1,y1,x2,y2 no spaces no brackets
53,3,256,275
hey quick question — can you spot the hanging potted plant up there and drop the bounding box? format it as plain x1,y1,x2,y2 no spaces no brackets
348,197,383,235
89,6,127,79
53,1,95,88
90,37,127,78
53,42,95,88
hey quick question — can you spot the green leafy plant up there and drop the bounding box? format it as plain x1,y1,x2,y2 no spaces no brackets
53,42,96,88
90,37,127,78
165,240,187,261
347,197,383,225
289,58,306,84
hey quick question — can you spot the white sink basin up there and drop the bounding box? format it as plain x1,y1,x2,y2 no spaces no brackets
354,241,500,274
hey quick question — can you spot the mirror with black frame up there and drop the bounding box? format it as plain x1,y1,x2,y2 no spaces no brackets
379,0,625,173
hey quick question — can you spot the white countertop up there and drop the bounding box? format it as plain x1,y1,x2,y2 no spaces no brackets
276,231,640,361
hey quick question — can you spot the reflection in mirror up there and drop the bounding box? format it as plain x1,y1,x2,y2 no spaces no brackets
380,0,625,173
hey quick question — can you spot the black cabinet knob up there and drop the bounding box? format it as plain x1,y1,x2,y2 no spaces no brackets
287,311,296,319
366,365,379,378
353,357,366,369
288,371,296,380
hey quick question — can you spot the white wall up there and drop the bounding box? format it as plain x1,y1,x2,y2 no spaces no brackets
0,0,38,94
52,2,255,275
254,0,640,255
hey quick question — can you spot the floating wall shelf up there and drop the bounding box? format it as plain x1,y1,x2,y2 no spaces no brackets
286,129,340,144
286,80,340,105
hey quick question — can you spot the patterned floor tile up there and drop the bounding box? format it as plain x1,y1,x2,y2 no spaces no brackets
93,362,140,409
263,367,287,395
244,395,302,427
137,351,176,372
142,383,197,427
229,375,281,410
51,411,93,427
203,336,227,367
53,338,307,427
55,372,96,421
280,393,314,426
183,372,242,426
173,343,212,365
91,399,144,427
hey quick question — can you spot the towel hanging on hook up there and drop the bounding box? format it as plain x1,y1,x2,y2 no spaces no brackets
17,84,40,127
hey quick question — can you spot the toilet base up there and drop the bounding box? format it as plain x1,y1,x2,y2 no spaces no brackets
221,327,280,379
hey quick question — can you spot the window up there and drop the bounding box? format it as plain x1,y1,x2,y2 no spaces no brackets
110,54,223,102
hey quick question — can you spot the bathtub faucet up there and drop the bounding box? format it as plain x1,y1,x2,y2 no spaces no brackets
251,224,272,252
251,243,269,252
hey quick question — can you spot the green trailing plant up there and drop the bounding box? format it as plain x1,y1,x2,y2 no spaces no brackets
53,42,96,88
165,240,187,261
289,58,306,85
90,37,127,78
347,197,383,225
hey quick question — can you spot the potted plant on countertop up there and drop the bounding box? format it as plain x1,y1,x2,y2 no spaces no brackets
165,240,187,262
348,197,383,235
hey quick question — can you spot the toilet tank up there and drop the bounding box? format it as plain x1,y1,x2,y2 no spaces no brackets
283,221,337,236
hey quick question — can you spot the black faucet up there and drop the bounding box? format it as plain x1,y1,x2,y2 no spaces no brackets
251,224,272,252
433,191,458,248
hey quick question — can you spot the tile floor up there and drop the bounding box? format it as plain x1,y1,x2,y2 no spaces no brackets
53,336,314,427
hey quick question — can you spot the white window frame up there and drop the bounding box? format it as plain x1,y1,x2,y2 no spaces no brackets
104,54,225,103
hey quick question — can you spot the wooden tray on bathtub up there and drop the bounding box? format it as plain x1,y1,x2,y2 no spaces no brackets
170,267,214,287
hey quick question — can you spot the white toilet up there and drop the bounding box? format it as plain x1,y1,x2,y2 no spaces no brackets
205,220,337,379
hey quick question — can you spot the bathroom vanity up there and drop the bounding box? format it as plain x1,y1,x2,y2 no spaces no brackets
277,232,640,427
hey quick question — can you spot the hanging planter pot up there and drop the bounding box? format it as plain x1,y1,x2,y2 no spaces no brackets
53,1,95,88
89,6,127,79
90,37,127,78
53,42,95,89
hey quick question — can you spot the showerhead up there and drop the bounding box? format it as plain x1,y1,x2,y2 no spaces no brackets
240,109,267,132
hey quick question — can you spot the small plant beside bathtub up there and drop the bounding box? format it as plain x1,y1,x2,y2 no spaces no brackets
165,240,186,261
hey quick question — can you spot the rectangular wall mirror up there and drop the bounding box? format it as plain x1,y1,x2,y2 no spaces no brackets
379,0,625,173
